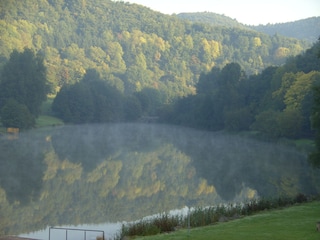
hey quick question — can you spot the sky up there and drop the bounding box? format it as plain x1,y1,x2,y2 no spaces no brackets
125,0,320,25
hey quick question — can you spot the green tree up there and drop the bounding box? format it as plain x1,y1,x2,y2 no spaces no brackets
0,48,49,117
309,85,320,167
52,82,94,123
134,88,164,116
52,69,124,123
218,63,245,108
251,110,282,138
224,107,253,131
309,39,320,167
196,67,220,95
1,99,35,129
277,108,303,138
124,95,142,121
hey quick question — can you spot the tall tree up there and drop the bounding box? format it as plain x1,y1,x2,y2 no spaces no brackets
1,98,35,129
0,48,49,117
309,85,320,168
52,69,125,123
308,38,320,167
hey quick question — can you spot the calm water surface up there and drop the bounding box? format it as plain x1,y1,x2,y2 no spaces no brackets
0,123,318,237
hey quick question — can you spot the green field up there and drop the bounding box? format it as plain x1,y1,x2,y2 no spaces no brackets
35,115,64,127
132,201,320,240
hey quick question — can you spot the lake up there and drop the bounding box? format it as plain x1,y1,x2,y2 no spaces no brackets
0,123,319,238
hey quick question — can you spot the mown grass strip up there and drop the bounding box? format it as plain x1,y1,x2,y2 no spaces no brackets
132,201,320,240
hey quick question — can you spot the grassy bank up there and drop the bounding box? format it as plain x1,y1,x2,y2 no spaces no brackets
35,115,64,128
122,201,320,240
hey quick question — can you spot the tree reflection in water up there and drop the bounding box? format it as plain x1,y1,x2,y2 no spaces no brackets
0,123,319,236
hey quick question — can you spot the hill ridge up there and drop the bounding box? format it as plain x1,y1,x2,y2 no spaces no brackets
177,12,320,42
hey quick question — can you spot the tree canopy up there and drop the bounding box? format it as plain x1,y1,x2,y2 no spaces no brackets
52,69,124,123
0,48,49,129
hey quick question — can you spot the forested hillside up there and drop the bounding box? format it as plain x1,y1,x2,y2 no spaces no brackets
162,39,320,141
0,0,310,99
176,12,248,29
178,13,320,43
251,17,320,43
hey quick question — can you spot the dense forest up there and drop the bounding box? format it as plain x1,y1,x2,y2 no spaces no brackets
177,12,248,29
0,0,311,98
177,13,320,43
251,17,320,43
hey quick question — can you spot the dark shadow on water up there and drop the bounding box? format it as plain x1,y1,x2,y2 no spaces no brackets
0,133,46,204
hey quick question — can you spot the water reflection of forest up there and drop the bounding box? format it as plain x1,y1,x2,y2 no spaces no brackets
0,123,319,235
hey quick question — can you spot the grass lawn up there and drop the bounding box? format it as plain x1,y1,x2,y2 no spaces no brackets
133,201,320,240
36,98,65,127
35,115,64,127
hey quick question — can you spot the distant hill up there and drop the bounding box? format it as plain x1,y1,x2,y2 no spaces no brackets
177,13,320,43
176,12,248,29
250,17,320,43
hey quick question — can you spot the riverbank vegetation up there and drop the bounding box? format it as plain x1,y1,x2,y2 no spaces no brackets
116,195,319,239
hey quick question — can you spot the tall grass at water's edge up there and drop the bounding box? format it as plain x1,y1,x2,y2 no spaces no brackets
114,194,319,239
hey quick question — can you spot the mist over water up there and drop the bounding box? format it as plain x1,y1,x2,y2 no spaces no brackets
0,123,319,236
